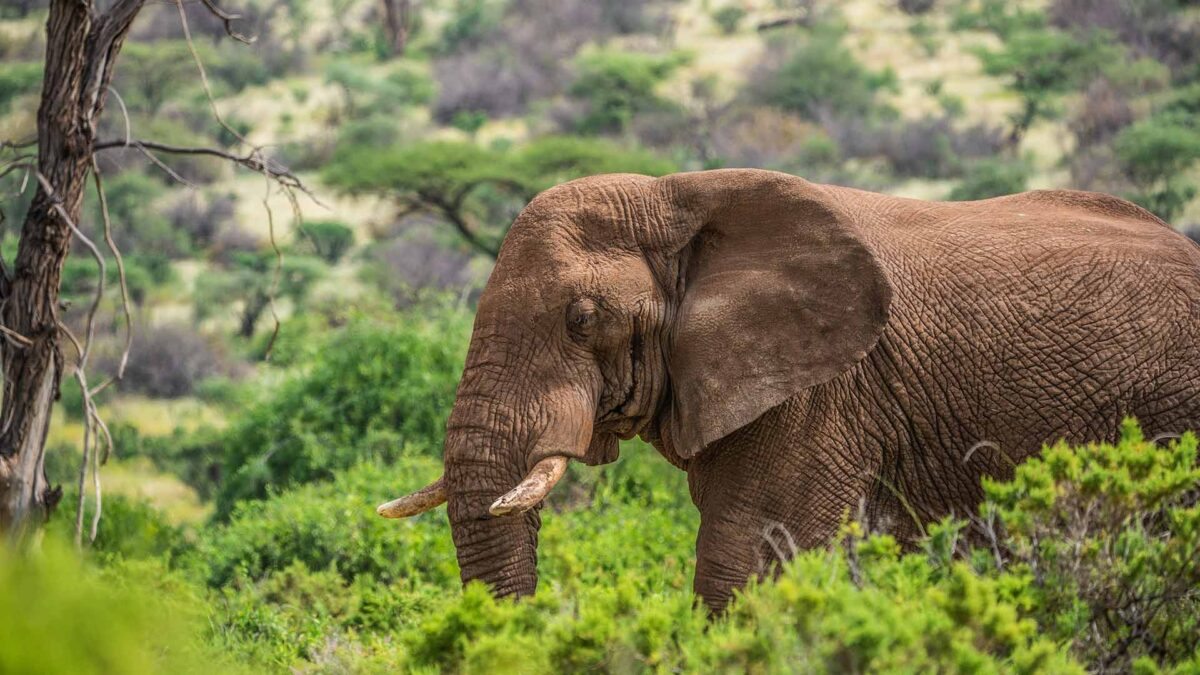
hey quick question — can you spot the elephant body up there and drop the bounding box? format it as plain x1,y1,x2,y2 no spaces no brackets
380,169,1200,612
683,185,1200,608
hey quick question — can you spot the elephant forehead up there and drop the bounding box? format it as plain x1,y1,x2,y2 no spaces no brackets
510,175,660,248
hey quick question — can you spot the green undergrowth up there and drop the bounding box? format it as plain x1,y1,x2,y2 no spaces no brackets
5,421,1198,672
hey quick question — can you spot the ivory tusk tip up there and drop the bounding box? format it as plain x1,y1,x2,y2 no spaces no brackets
487,499,519,517
376,477,447,519
487,455,569,517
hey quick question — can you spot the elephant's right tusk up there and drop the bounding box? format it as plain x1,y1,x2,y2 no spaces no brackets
377,477,447,518
489,456,569,516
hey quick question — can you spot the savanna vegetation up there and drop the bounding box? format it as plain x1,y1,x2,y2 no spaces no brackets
1,0,1198,672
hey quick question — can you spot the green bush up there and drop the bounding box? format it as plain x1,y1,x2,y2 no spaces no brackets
193,251,327,339
747,22,897,121
15,421,1200,672
566,50,688,135
950,0,1045,39
712,5,747,35
202,458,459,587
295,220,355,264
213,306,471,516
0,61,40,113
509,136,678,192
82,171,191,258
983,421,1200,671
976,28,1120,143
0,542,252,675
949,158,1031,200
1113,112,1200,222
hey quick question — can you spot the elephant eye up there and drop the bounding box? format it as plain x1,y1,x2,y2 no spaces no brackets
566,298,599,339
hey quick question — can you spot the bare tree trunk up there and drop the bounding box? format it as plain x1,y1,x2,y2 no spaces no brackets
381,0,409,56
0,0,145,541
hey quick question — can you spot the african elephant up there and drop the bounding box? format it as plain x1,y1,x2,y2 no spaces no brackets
379,168,1200,611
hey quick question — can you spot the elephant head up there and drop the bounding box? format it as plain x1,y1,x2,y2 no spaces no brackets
378,169,892,597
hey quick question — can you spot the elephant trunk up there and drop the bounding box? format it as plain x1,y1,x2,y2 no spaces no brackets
443,395,588,597
381,354,593,597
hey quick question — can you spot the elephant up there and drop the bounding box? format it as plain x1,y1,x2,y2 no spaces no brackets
379,168,1200,611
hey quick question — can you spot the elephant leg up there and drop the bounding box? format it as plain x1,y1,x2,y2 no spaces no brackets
688,399,880,613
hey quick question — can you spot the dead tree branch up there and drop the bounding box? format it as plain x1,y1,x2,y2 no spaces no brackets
92,139,318,199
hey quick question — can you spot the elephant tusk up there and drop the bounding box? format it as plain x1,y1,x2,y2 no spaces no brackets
377,477,447,518
489,456,569,516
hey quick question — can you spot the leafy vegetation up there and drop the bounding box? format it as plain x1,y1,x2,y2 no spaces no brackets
3,0,1200,671
213,307,471,516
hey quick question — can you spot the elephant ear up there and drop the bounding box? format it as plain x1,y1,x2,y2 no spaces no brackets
656,170,892,459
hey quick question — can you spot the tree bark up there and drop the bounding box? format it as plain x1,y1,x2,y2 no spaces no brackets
381,0,409,56
0,0,145,541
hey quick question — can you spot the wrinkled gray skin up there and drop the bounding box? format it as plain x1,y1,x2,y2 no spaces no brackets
413,169,1200,611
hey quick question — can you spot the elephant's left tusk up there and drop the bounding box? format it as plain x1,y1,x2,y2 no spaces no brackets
377,477,446,518
489,456,569,516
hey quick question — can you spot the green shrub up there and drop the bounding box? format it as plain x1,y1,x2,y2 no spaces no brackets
324,137,675,255
949,158,1031,200
712,5,747,35
0,61,40,113
747,22,897,121
438,0,502,54
213,306,471,516
110,423,224,500
950,0,1045,39
295,220,355,264
19,421,1200,673
567,50,688,135
984,421,1200,671
193,251,327,339
0,542,252,675
82,171,191,258
976,28,1120,143
1113,112,1200,222
202,458,459,588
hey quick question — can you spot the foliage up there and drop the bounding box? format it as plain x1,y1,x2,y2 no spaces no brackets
0,542,252,675
194,251,327,338
212,306,471,516
0,60,40,113
747,22,898,121
114,42,198,114
82,171,192,259
976,27,1120,142
712,5,746,34
950,0,1046,39
949,158,1031,200
438,0,503,54
1113,112,1200,222
566,50,687,135
325,60,434,117
983,421,1200,671
431,0,676,121
294,219,355,264
203,458,459,588
507,136,678,192
323,137,675,255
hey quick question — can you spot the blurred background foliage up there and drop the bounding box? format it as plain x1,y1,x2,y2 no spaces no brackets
2,0,1200,671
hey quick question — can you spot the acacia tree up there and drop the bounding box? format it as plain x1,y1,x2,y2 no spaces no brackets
322,136,676,258
0,0,307,542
